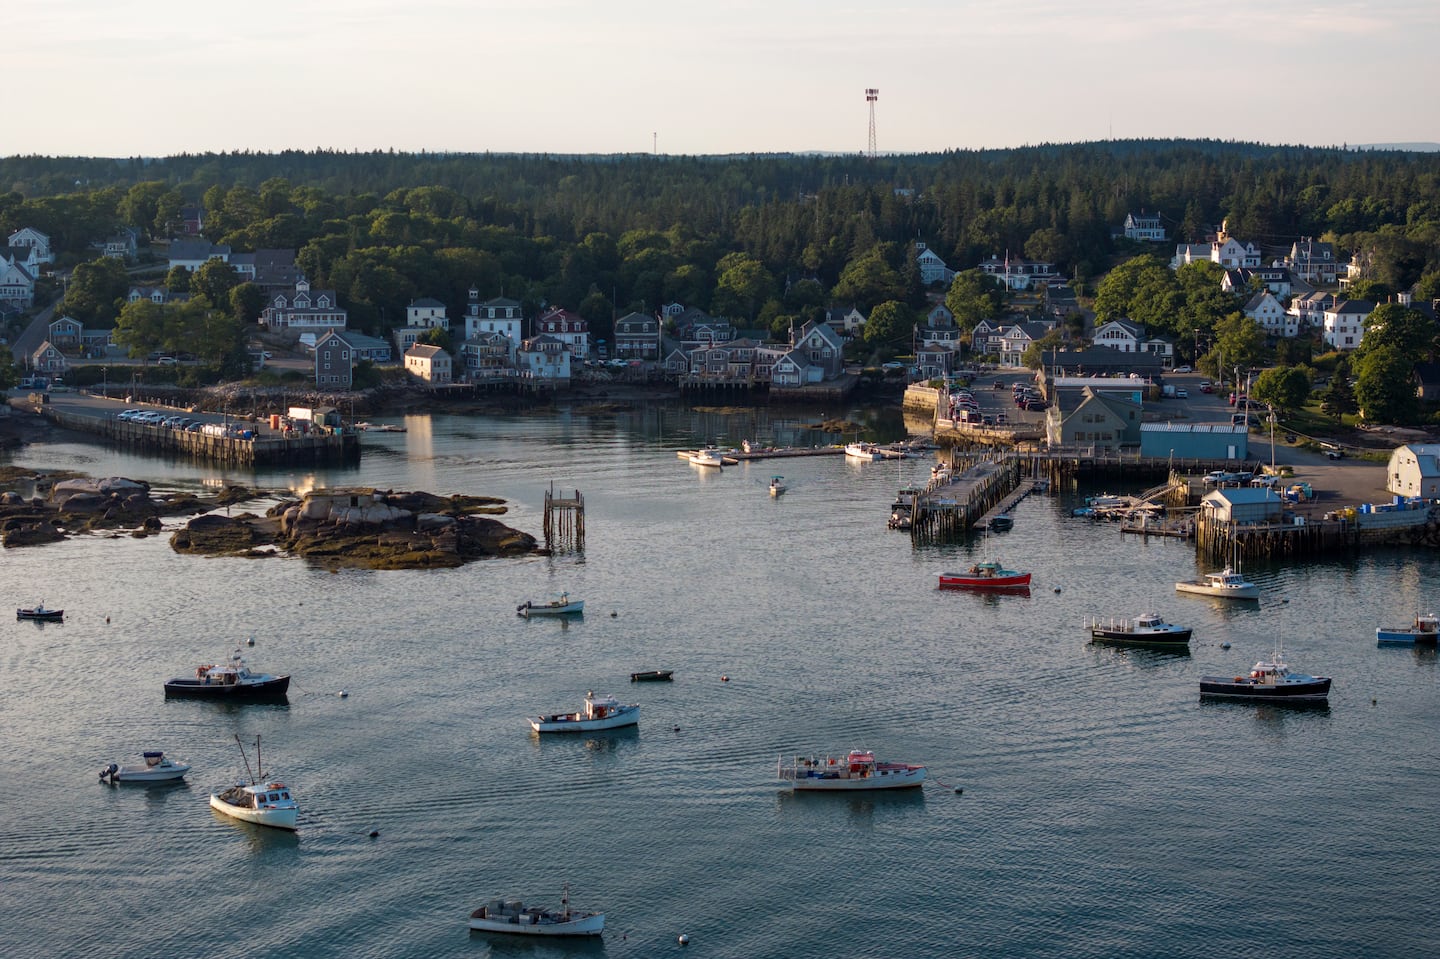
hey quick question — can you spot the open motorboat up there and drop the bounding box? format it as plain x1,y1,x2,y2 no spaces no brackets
889,486,922,530
687,448,725,468
768,475,787,497
530,692,639,733
164,649,290,701
778,749,926,791
100,750,190,784
1199,651,1331,703
1377,613,1440,646
938,561,1031,590
845,442,882,461
988,513,1014,531
517,592,583,617
209,736,298,830
469,884,604,937
629,670,674,682
17,602,63,621
1175,566,1259,601
1088,613,1192,648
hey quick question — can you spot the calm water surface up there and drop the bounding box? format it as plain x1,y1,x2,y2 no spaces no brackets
3,404,1439,958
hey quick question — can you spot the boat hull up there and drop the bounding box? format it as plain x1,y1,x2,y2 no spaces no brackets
209,794,298,830
519,602,583,617
629,671,673,682
1377,628,1439,646
782,765,926,791
105,762,190,783
468,914,604,937
1175,582,1259,601
17,609,63,621
164,676,290,700
1089,628,1192,647
531,705,640,733
1198,677,1331,702
938,572,1032,589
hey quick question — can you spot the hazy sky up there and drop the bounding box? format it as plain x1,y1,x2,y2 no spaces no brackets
11,0,1438,157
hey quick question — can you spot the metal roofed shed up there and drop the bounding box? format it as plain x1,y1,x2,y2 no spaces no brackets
1140,422,1248,461
1201,487,1285,525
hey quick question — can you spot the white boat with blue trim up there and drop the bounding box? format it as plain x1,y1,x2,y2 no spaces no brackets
1377,613,1440,646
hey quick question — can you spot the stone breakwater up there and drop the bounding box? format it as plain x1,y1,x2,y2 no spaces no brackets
170,488,539,569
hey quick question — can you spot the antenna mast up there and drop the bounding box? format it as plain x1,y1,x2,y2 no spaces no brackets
865,88,879,159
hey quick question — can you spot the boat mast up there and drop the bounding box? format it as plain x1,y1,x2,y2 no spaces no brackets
562,881,571,920
234,734,256,785
256,733,262,781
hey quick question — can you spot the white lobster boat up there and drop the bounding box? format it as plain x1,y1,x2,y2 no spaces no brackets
469,884,604,937
530,692,639,733
778,749,926,791
209,735,298,831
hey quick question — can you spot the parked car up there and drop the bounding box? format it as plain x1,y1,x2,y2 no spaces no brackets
1172,365,1192,373
1199,383,1214,393
1175,389,1188,399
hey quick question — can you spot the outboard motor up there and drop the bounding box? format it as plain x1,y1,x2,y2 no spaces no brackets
100,763,119,784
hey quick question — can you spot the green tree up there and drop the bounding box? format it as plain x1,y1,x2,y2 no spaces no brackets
1320,367,1359,420
1022,331,1065,369
230,282,266,324
191,258,241,307
1357,303,1436,359
1355,345,1420,424
1207,313,1266,382
61,257,130,326
112,299,167,359
862,300,914,351
1092,255,1174,324
711,252,773,321
165,265,191,293
944,269,1004,326
0,345,16,390
831,245,905,309
418,327,454,353
1251,366,1312,413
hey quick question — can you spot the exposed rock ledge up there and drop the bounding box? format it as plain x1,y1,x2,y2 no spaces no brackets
170,488,539,569
0,471,250,548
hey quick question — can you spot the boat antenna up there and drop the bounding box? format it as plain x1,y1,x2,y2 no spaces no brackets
234,734,257,785
562,881,571,920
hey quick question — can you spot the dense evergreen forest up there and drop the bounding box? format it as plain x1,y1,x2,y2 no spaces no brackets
4,140,1439,351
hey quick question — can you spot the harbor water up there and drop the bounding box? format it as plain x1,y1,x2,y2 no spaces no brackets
4,405,1439,958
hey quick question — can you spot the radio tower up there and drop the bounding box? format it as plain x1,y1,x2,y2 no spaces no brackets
866,88,879,159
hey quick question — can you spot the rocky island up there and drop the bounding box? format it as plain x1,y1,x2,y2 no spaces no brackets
170,488,539,569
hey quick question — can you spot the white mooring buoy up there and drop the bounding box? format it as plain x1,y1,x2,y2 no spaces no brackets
678,934,690,946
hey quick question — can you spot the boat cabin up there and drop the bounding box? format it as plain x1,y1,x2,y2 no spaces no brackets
584,694,621,720
196,654,255,686
220,782,294,810
846,750,877,776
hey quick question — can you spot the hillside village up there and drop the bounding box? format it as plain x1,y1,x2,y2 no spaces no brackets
4,145,1440,445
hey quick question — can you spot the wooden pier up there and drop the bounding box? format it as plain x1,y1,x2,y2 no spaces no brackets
543,485,585,551
39,404,358,466
910,454,1029,542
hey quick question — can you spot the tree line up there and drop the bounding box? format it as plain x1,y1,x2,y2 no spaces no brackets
2,140,1439,363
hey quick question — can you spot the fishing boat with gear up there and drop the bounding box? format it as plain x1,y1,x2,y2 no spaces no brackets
99,750,190,784
1376,612,1440,646
163,649,290,700
778,749,926,791
530,691,640,732
1199,648,1331,703
468,883,604,937
209,735,298,830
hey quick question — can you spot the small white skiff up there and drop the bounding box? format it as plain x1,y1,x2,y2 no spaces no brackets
100,750,190,784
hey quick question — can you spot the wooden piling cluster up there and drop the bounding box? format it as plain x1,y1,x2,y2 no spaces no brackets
543,485,585,551
41,407,358,466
